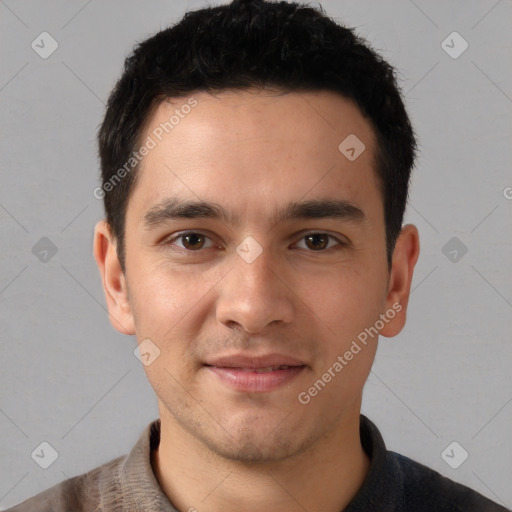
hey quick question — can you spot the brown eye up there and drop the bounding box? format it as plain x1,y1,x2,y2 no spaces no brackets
294,232,345,251
305,233,329,250
167,232,214,251
181,233,205,250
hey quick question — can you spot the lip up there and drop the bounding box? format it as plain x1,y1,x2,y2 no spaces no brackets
204,353,306,369
203,353,307,393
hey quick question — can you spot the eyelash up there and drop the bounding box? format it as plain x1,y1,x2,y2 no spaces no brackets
164,231,347,252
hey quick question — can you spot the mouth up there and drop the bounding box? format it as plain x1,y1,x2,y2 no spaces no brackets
203,359,307,392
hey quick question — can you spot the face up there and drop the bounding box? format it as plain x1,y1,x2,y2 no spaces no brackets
95,89,418,464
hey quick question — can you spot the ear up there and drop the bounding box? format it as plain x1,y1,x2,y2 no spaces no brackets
379,224,420,338
93,220,135,335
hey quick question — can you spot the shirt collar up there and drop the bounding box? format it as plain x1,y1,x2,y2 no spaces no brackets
344,414,404,511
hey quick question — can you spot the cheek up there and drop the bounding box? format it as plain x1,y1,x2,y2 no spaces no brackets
127,258,228,346
128,262,198,337
129,265,206,391
304,266,387,340
302,272,382,405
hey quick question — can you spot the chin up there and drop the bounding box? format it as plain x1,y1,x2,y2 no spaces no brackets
208,438,296,465
199,421,316,466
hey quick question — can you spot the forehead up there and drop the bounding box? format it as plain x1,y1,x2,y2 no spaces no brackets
129,89,381,223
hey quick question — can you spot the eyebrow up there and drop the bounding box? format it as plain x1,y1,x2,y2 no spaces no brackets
143,197,366,229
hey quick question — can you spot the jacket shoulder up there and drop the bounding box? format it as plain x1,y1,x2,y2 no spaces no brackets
5,455,125,512
392,452,510,512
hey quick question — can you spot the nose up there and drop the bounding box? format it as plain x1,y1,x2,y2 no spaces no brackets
215,246,295,334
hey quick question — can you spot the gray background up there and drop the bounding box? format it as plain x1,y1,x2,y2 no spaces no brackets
1,0,511,509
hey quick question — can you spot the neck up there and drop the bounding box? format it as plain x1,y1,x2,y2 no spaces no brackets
151,407,370,512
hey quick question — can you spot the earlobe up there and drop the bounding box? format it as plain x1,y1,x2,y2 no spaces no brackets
379,224,420,338
93,220,136,335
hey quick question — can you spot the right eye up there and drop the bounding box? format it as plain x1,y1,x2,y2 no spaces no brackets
165,231,216,251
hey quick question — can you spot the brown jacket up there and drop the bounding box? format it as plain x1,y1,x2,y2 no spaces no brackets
6,420,178,512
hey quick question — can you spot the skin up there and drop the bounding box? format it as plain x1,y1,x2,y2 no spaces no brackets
94,89,419,512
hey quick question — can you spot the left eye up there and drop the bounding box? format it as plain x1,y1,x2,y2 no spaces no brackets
294,233,344,251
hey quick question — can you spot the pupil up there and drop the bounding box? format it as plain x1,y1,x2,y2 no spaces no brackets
184,233,203,250
307,234,327,250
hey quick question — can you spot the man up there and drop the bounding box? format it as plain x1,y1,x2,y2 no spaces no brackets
7,0,509,511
